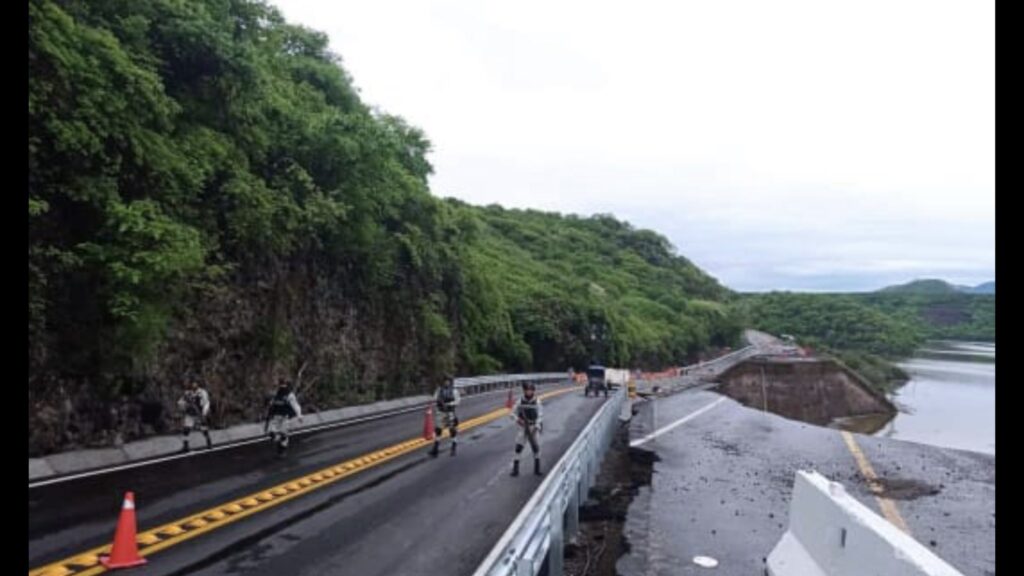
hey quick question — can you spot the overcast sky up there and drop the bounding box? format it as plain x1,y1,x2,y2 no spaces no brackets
272,0,993,292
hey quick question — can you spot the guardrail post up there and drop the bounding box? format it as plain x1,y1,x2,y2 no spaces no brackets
590,436,598,487
547,498,564,576
566,481,580,537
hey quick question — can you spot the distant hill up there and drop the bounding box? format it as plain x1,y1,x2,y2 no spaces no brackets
880,279,994,295
880,279,959,294
960,281,995,294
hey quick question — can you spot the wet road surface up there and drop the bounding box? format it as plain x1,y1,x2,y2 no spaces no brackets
618,387,995,576
30,382,604,576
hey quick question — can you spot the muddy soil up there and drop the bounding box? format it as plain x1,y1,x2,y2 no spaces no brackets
562,423,657,576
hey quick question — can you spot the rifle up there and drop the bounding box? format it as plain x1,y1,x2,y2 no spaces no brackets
293,361,320,399
518,418,542,435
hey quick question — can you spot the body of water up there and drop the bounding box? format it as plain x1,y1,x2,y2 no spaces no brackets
878,340,995,454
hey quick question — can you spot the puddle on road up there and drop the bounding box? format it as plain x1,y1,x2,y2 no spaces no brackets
874,477,942,501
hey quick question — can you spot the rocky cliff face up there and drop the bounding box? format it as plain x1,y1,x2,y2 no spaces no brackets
28,259,453,457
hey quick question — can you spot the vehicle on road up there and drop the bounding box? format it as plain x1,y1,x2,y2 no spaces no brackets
585,364,608,397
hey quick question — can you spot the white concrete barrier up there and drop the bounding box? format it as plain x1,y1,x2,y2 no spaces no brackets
767,470,964,576
29,458,55,479
121,436,184,460
606,368,630,386
46,447,128,474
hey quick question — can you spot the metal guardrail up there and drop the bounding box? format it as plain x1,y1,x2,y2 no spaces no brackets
634,345,760,383
683,344,758,373
472,387,627,576
470,344,769,576
455,373,569,395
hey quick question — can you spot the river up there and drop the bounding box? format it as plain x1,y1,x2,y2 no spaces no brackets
878,340,995,455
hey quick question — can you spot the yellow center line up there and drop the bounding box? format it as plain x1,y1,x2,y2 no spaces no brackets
29,386,582,576
840,431,911,534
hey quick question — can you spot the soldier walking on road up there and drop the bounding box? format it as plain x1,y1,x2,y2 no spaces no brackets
265,379,303,455
178,379,212,452
510,382,543,476
429,374,461,457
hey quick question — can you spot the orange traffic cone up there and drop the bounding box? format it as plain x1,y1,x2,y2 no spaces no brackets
505,389,514,409
423,405,435,440
99,491,147,569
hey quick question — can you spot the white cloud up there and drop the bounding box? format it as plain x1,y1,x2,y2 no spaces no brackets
272,0,994,291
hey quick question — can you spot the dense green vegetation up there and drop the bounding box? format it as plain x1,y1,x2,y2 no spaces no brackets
739,293,923,357
856,293,995,342
30,0,460,412
28,0,740,453
457,204,742,372
739,291,995,392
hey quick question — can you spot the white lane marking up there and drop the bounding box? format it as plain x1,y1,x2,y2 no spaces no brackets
630,397,727,447
28,407,418,489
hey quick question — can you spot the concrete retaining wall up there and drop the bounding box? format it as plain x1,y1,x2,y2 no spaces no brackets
767,470,963,576
29,373,571,482
29,394,431,481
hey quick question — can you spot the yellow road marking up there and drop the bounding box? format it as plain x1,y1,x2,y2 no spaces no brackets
36,568,73,576
840,431,911,534
29,386,582,576
67,555,99,566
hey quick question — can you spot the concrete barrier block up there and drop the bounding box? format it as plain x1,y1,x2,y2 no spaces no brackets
29,458,55,480
767,470,964,576
765,532,827,576
226,423,266,441
122,436,183,460
376,398,400,409
316,408,347,423
27,389,502,479
347,406,372,418
404,396,431,408
299,413,323,427
46,447,129,474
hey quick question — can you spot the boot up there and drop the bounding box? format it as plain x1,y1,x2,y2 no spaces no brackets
205,432,213,449
450,442,457,457
180,441,190,454
534,458,542,476
429,441,439,457
511,460,520,477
